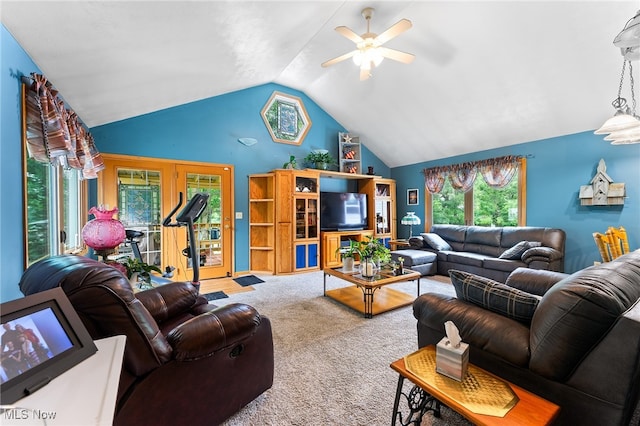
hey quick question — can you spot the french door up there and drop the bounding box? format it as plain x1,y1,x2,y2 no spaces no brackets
99,154,233,281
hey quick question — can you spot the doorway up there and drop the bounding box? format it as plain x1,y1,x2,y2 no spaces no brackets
100,154,234,281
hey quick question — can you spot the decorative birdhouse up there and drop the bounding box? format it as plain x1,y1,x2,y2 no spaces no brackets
579,159,626,206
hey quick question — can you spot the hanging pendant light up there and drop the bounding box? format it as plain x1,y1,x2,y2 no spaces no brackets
614,10,640,49
595,59,640,140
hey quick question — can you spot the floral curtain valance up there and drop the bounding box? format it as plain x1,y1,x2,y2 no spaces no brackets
23,73,104,179
422,155,522,194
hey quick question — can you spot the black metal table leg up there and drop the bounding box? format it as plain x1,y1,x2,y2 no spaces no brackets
391,373,441,425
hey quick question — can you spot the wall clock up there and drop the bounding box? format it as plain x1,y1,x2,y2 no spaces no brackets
261,91,311,145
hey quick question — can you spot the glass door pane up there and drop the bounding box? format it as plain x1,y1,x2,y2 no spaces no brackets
178,164,231,280
116,169,163,268
186,173,223,269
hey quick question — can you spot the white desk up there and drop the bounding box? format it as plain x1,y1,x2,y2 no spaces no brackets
4,335,126,426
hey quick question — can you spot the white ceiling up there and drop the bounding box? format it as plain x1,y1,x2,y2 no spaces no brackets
1,1,638,167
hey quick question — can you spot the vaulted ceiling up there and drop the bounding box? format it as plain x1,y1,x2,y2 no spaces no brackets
1,1,637,167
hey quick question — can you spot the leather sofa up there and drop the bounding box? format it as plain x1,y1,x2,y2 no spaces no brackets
400,224,566,281
19,255,274,426
413,250,640,425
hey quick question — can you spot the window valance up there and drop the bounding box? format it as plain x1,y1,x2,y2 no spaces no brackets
23,73,104,179
422,155,522,194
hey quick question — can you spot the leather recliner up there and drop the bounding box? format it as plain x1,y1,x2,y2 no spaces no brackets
19,255,274,426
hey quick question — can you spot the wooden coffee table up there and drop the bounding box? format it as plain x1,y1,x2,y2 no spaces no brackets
323,267,421,318
390,346,560,425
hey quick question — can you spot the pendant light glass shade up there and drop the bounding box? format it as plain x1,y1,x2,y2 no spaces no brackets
614,10,640,49
595,111,640,134
605,124,640,144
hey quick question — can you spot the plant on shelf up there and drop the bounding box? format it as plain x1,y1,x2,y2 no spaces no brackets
303,151,337,170
282,155,298,169
120,257,162,288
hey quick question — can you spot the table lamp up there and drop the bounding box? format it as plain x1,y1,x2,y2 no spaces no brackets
401,212,421,238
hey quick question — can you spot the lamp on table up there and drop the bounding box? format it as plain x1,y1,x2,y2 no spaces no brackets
401,212,421,238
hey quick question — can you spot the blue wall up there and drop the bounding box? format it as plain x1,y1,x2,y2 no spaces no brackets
90,83,391,274
392,132,640,273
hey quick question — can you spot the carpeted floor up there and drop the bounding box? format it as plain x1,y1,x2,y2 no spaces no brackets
216,271,471,426
215,271,640,426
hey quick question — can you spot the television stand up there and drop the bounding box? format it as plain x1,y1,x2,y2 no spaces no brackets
321,230,374,269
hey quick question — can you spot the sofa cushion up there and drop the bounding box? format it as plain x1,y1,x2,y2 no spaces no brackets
390,249,436,267
529,251,640,381
449,269,541,323
483,257,526,273
446,252,487,268
409,236,426,248
499,241,542,260
462,226,502,257
420,232,452,251
430,225,466,251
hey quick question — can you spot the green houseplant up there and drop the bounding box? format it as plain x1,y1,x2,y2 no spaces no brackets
303,151,337,170
120,257,162,289
335,240,362,272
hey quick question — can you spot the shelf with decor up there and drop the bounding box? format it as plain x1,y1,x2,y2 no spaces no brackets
359,177,396,248
248,174,275,273
338,132,362,174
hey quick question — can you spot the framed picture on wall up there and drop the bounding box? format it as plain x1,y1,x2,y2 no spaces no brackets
407,188,419,206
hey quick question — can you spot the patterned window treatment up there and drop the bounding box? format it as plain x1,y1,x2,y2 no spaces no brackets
423,166,448,193
478,155,520,188
449,162,477,193
23,73,104,179
422,155,521,193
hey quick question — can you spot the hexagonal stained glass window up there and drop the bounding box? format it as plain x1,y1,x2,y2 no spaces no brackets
261,91,312,145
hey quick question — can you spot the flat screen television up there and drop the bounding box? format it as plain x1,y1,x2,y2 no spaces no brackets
320,192,368,231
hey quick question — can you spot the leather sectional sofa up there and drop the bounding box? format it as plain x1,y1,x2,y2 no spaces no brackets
413,250,640,425
395,224,566,282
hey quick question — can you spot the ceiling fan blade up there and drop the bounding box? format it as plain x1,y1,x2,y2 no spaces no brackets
375,19,412,45
378,46,415,64
359,67,371,81
335,26,363,43
321,50,357,68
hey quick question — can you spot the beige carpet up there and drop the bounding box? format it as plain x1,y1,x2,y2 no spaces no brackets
215,271,471,426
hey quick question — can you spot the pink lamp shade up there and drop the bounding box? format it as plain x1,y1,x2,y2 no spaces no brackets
81,206,126,251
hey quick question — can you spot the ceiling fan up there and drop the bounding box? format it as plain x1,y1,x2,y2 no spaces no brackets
321,7,415,81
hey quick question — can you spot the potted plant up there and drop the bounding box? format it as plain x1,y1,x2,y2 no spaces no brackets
120,257,162,289
282,155,298,169
303,151,337,170
357,236,391,278
335,240,362,272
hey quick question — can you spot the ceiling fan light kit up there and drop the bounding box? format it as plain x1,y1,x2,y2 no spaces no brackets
322,7,415,81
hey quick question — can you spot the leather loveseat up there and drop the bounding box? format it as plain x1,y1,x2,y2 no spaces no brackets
413,250,640,425
400,224,566,282
19,255,274,426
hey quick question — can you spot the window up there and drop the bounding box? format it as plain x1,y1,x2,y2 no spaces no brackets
426,158,526,227
23,157,86,267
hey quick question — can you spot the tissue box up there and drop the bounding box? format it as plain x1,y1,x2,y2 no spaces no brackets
436,337,469,381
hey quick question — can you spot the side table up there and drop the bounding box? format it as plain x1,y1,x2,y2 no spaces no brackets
389,239,411,250
390,346,560,426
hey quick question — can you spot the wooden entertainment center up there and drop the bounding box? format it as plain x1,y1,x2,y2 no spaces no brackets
248,169,396,274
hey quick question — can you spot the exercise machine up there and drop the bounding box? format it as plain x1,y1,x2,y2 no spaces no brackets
163,192,210,291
